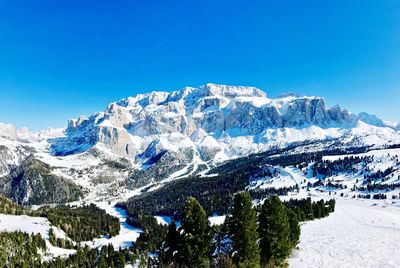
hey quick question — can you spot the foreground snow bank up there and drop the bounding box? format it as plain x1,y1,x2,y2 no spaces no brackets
289,199,400,268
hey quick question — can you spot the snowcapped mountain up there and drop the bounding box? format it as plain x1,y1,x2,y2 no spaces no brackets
50,83,400,161
1,83,400,204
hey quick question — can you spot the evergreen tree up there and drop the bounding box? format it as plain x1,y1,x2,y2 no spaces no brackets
107,244,115,266
49,228,56,246
305,198,314,220
327,199,336,213
98,253,108,268
226,192,260,268
162,220,180,265
180,197,212,267
314,203,321,219
259,196,291,266
115,252,126,268
286,208,300,247
295,207,306,222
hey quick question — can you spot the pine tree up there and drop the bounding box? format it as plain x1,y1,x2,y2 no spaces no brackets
226,192,260,268
305,198,314,220
314,203,321,219
259,196,291,266
162,220,180,266
180,197,212,267
107,244,115,266
49,228,56,246
115,252,126,268
286,207,300,247
319,200,327,218
327,199,336,213
295,207,306,222
98,253,108,268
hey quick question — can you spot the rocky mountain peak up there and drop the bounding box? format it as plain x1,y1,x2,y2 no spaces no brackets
44,83,400,177
199,83,267,98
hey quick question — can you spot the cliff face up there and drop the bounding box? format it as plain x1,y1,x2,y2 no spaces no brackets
50,83,394,163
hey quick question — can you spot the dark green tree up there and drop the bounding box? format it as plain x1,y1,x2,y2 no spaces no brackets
286,207,300,247
314,203,322,219
114,251,126,268
180,197,212,267
295,206,306,222
162,220,180,265
259,196,291,266
305,198,314,220
98,253,108,268
226,192,260,268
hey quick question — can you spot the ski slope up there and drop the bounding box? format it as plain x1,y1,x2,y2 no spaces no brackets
83,202,142,249
289,198,400,268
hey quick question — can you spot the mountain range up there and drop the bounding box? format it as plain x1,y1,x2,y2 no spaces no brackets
1,83,400,204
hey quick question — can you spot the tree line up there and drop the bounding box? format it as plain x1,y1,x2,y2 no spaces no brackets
133,193,335,267
35,204,120,242
0,231,46,267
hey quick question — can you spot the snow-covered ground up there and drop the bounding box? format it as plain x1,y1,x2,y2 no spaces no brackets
2,145,400,265
0,201,143,259
289,198,400,268
245,156,400,268
0,214,76,258
0,214,50,237
83,201,142,249
209,214,226,226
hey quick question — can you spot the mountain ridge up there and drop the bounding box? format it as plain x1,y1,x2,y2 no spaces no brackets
50,83,400,159
1,83,400,204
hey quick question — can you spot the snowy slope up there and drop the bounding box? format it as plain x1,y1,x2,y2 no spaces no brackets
245,156,400,268
289,199,400,268
0,214,76,258
83,201,142,249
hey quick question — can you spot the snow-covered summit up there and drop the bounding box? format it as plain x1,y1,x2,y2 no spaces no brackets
47,84,399,164
1,83,400,203
0,123,63,142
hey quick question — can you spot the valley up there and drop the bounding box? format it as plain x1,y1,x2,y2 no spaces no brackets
1,84,400,267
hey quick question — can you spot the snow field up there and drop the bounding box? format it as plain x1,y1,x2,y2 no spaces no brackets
0,214,76,258
289,198,400,268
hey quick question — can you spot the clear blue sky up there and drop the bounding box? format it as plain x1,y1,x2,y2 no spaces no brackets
1,0,400,131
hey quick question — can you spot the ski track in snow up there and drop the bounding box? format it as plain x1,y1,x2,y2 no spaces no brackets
289,199,400,268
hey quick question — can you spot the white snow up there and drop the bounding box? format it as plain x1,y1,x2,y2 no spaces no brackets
154,215,173,226
289,198,400,268
0,214,76,258
82,202,142,250
0,214,49,237
249,167,298,190
208,215,226,226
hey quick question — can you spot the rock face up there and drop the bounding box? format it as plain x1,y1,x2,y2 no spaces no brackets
0,156,83,205
50,83,397,163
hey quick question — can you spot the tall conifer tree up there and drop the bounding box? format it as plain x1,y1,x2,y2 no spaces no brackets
180,197,211,267
259,196,291,266
226,192,260,268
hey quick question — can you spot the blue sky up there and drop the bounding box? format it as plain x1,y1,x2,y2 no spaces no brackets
1,0,400,131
